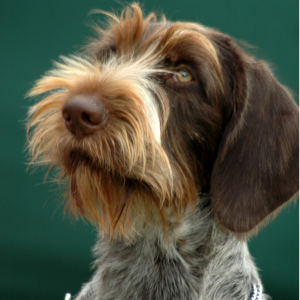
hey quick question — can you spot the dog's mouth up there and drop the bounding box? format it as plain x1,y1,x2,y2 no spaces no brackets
65,149,101,173
65,148,145,208
64,148,139,178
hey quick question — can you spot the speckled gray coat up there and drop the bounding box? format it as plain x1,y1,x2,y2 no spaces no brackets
74,198,269,300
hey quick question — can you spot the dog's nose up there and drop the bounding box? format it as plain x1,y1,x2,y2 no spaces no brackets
62,95,107,137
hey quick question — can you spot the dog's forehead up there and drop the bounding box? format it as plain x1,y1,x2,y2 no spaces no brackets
85,13,224,101
93,21,172,58
92,18,211,62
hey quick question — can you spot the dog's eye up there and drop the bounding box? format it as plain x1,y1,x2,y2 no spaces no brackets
173,70,193,83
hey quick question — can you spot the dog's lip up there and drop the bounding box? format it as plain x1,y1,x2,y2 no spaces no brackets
65,149,100,172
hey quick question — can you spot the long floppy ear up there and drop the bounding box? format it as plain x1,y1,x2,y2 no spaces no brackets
211,45,299,234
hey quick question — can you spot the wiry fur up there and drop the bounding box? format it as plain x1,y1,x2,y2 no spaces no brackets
26,3,298,300
75,197,266,300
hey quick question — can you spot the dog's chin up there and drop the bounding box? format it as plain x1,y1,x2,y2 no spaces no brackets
64,149,102,173
64,148,143,181
64,148,127,193
64,148,147,212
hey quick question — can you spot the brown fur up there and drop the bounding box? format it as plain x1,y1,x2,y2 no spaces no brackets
26,3,298,240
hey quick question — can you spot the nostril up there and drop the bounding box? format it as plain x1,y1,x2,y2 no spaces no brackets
82,112,91,124
62,111,71,122
62,95,107,137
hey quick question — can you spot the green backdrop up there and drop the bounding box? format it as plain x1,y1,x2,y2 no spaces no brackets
0,1,298,299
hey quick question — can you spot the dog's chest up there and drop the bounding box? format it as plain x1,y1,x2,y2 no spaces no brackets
93,204,214,300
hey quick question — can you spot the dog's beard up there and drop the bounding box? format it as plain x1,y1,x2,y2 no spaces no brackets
64,148,174,238
61,136,176,236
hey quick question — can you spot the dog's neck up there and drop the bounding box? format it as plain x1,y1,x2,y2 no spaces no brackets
76,197,264,300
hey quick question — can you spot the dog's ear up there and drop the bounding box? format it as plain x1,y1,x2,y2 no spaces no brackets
210,41,299,234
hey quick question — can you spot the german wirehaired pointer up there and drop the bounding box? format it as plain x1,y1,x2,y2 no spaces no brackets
26,4,299,300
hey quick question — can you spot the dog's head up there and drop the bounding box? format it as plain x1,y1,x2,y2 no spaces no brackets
27,4,298,238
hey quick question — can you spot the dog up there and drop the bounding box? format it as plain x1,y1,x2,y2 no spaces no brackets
26,4,299,300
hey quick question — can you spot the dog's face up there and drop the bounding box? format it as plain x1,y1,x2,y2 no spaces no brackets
27,4,298,238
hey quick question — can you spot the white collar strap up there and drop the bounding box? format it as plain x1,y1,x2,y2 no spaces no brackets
249,283,262,300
